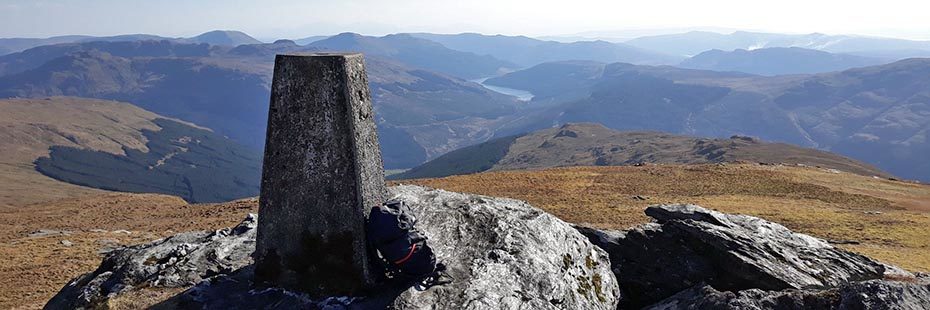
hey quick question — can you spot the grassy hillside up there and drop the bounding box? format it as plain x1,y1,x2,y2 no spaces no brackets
393,123,889,180
400,164,930,274
0,97,259,206
0,97,161,207
392,134,520,179
36,118,261,203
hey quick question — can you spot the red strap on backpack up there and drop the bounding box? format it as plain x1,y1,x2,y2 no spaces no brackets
393,243,417,265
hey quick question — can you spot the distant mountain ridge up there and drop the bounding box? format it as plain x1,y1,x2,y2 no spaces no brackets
3,31,929,181
308,32,516,78
626,31,930,58
409,32,681,67
0,30,262,56
680,47,886,75
0,39,522,169
393,123,889,180
482,59,930,181
188,30,262,46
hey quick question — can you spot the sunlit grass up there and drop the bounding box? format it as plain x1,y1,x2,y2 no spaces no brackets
398,164,930,272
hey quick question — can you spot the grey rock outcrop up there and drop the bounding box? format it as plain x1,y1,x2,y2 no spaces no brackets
577,204,889,308
44,214,257,309
47,186,619,309
382,185,618,309
647,280,930,310
49,192,927,309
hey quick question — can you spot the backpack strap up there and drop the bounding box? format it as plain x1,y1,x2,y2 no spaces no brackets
393,243,418,265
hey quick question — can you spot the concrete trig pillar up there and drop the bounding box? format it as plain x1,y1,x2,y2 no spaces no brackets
254,53,386,297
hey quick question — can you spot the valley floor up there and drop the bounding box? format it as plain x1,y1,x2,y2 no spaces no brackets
1,163,928,308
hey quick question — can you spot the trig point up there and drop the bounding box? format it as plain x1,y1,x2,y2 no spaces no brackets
254,53,386,297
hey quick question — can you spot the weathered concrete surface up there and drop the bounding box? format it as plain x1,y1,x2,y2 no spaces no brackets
255,53,386,297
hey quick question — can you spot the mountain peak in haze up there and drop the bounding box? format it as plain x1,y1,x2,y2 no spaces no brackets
308,32,516,79
409,32,682,67
680,47,884,75
627,31,930,57
189,30,262,46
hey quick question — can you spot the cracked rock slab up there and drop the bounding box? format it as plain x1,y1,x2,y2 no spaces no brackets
44,214,257,309
578,204,888,308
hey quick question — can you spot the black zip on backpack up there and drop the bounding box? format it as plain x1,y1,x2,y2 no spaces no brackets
366,200,438,279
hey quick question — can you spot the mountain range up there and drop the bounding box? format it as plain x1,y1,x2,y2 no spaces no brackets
679,47,885,75
626,31,930,58
0,30,262,56
1,29,929,188
308,33,517,79
409,32,682,67
0,38,522,169
484,59,930,181
393,123,889,180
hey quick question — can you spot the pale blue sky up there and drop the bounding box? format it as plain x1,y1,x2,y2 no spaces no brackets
2,0,929,40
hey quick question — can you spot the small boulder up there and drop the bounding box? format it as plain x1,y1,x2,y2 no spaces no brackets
28,229,71,238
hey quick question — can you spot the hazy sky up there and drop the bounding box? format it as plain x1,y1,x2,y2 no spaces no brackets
2,0,930,40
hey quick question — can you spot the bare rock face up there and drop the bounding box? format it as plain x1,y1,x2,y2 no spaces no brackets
46,186,619,309
44,214,257,309
647,280,930,310
577,204,888,308
383,185,618,309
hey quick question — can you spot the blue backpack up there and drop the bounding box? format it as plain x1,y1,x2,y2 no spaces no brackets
367,200,439,280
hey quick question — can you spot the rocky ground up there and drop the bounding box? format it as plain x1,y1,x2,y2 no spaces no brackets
47,186,620,309
43,187,930,309
2,163,929,308
0,193,257,308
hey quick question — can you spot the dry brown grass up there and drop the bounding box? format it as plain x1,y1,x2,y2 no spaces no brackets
399,164,930,273
0,193,258,309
